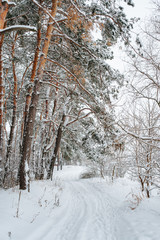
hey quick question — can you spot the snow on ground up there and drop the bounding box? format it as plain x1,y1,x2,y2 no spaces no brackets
0,166,160,240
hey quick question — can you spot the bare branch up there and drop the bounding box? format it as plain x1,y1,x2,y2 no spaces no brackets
131,84,160,106
117,121,160,142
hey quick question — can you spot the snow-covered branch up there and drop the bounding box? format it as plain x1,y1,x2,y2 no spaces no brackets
2,0,16,7
0,25,37,34
66,112,94,126
41,81,61,89
117,121,160,142
52,33,96,58
69,0,86,17
31,0,62,33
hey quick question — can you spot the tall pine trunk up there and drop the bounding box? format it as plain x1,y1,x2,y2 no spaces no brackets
19,0,58,190
20,11,42,143
0,0,9,187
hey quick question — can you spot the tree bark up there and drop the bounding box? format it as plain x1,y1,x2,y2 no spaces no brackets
0,35,4,187
0,1,9,29
3,33,18,185
47,114,66,180
19,0,58,190
20,11,42,142
0,0,9,187
39,84,58,180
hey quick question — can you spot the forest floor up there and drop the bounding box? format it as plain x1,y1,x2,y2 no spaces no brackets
0,166,160,240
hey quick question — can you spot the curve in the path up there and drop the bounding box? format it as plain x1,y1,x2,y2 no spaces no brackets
42,179,118,240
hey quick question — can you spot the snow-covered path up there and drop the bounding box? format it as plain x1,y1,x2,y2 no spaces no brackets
24,166,119,240
1,166,160,240
35,180,117,240
25,167,160,240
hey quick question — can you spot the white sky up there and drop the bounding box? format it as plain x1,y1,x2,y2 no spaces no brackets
110,0,155,111
122,0,153,18
109,0,154,72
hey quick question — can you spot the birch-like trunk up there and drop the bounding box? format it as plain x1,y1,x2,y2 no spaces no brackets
3,33,18,186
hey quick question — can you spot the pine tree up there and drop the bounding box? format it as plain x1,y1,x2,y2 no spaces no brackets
0,0,135,189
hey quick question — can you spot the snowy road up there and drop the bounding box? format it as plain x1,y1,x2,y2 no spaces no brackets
1,166,160,240
47,180,117,240
27,179,118,240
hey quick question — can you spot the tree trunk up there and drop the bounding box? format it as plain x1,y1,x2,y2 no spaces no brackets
20,12,42,142
19,0,58,190
47,114,66,180
39,85,58,179
139,175,144,192
0,1,9,29
0,1,9,187
3,33,18,185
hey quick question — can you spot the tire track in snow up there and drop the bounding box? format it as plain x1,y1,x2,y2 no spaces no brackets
44,179,118,240
93,183,139,240
43,181,88,240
